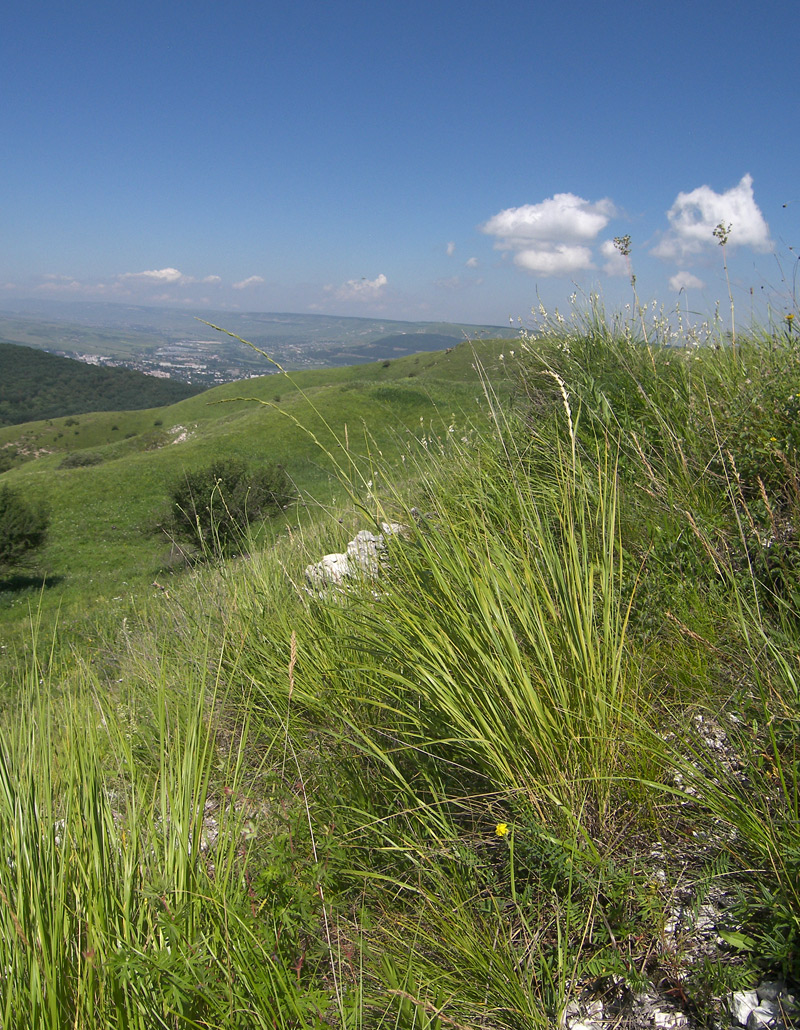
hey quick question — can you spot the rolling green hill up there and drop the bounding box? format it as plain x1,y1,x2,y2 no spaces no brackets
0,341,203,429
3,319,800,1028
0,336,515,625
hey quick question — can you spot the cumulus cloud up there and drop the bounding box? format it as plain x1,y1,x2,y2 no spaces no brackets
669,270,705,291
652,174,772,260
514,244,595,276
232,275,265,289
118,268,224,287
34,276,109,294
446,241,456,257
333,273,388,301
481,193,615,276
465,257,479,268
14,267,226,302
34,278,85,292
482,194,615,246
120,267,185,283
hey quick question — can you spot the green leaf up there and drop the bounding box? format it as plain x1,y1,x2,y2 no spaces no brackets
718,930,756,951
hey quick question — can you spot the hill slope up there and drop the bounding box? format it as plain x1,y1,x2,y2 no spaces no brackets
0,336,515,621
0,341,203,427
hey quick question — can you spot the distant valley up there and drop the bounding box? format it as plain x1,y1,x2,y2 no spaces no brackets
0,299,518,386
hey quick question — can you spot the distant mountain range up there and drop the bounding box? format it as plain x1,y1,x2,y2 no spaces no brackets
0,300,519,385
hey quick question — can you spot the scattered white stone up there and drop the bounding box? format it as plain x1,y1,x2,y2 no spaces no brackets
730,991,761,1026
632,988,691,1029
346,530,385,576
562,999,604,1030
583,1000,604,1022
651,1006,690,1029
746,1002,778,1029
305,552,353,590
305,522,406,595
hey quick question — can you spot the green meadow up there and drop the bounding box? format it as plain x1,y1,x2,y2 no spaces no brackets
0,338,511,632
1,311,799,1028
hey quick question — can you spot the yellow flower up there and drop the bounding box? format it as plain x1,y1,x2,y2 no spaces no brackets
495,822,509,837
771,437,778,442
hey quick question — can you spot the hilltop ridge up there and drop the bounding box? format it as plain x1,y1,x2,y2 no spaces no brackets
0,342,203,427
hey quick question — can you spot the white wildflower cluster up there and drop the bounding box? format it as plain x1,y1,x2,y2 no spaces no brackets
517,292,723,351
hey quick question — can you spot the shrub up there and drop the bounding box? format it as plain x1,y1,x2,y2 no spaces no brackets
0,448,18,475
167,457,293,555
58,451,103,469
0,485,49,572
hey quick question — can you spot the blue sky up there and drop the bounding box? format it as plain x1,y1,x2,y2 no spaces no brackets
2,0,798,327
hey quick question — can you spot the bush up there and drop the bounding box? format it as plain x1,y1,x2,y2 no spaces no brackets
58,451,103,469
0,485,49,571
167,457,293,555
0,448,18,474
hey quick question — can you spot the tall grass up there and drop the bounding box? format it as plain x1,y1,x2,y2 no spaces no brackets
0,640,359,1028
3,309,800,1025
318,430,639,825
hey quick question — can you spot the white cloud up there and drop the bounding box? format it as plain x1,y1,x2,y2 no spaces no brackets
34,277,110,294
335,273,388,301
652,174,772,260
465,257,479,268
481,192,615,276
11,268,224,303
34,279,84,292
232,275,265,289
514,244,595,276
120,267,185,283
118,268,224,287
669,270,705,291
599,239,630,277
482,194,615,248
446,241,456,257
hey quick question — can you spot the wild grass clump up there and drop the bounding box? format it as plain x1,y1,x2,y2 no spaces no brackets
0,653,359,1028
3,304,800,1025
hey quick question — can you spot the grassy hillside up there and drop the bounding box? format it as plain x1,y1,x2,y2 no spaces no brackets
2,310,799,1028
0,337,514,630
0,341,202,429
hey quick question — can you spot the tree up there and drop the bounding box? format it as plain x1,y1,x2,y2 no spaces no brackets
167,457,293,556
0,485,50,572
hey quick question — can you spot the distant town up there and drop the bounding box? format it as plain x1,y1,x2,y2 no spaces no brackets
67,339,274,386
0,302,519,387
